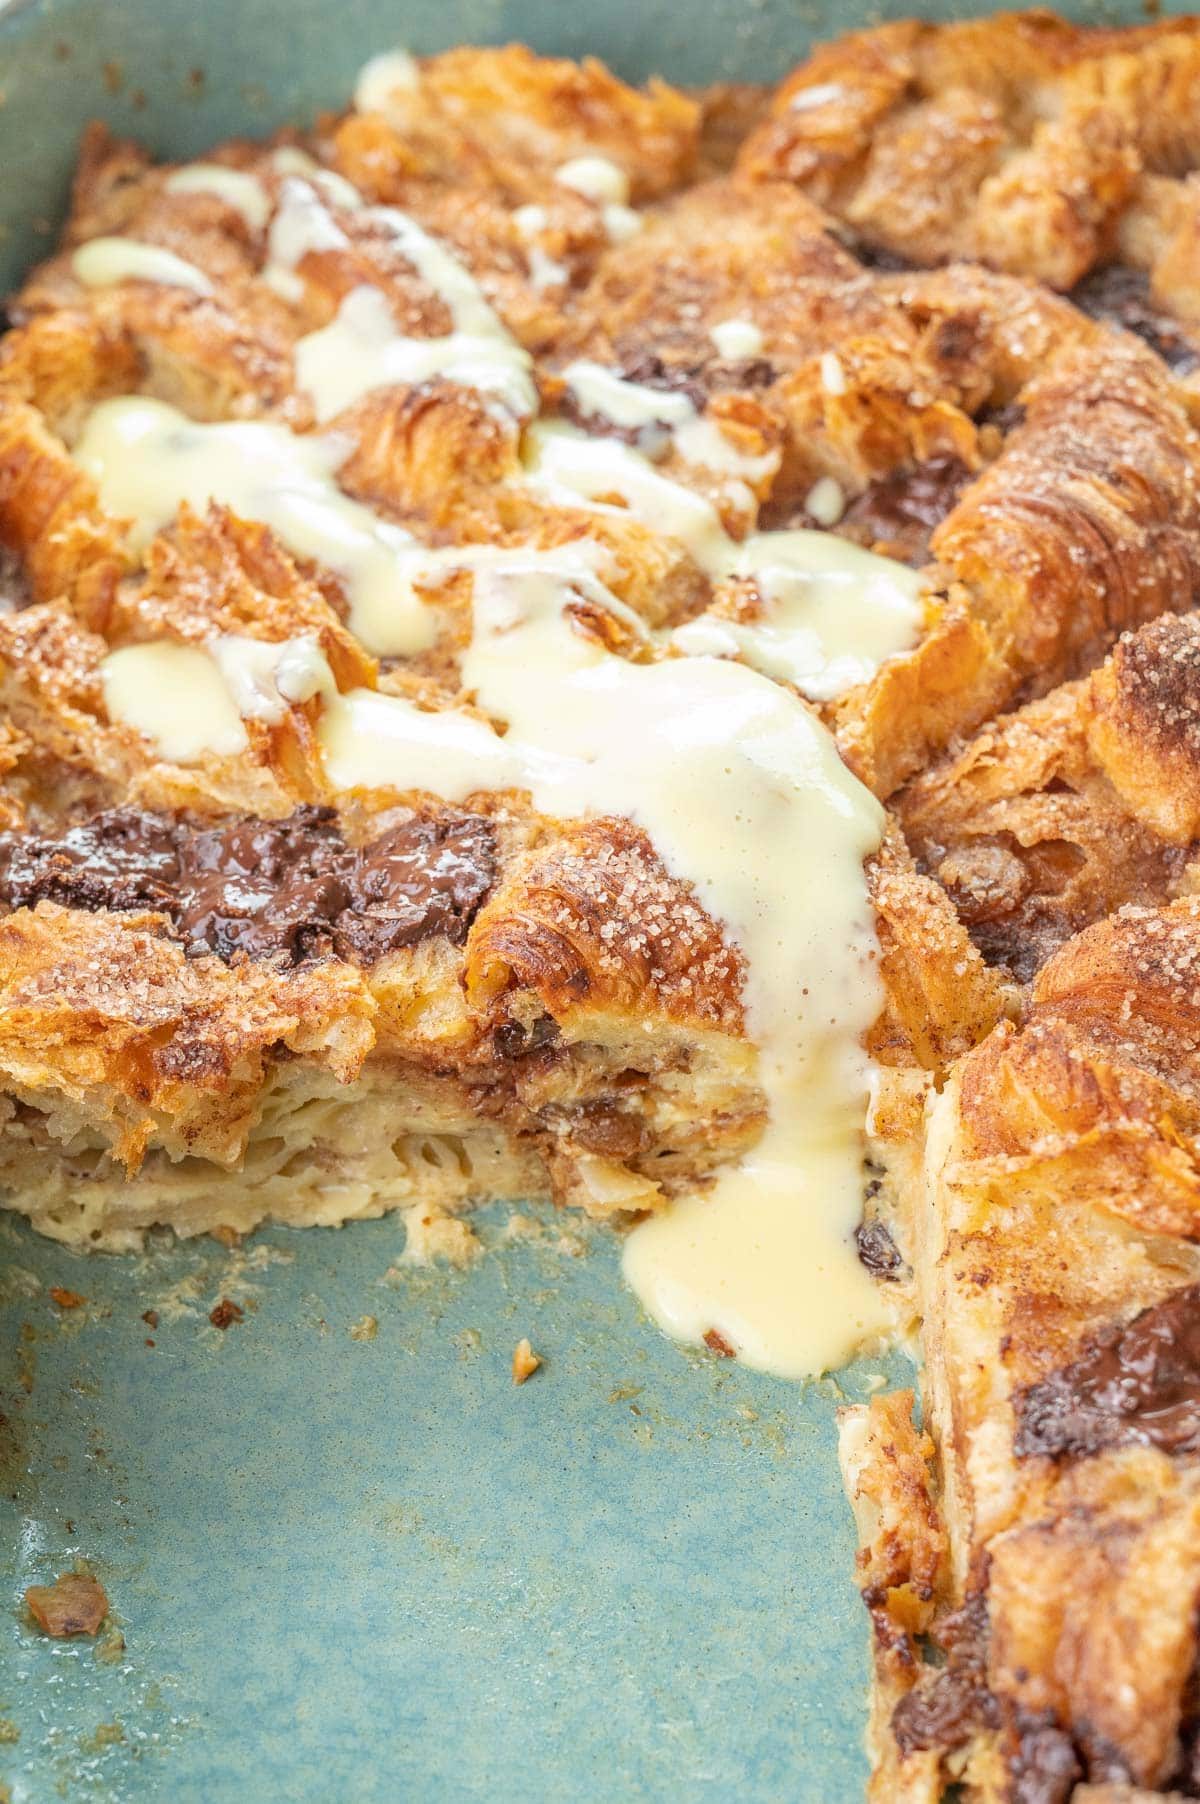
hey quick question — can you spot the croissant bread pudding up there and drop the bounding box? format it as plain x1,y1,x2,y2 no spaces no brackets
9,10,1200,1797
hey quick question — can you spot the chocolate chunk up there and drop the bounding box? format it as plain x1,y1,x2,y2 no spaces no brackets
1014,1282,1200,1461
846,237,916,273
855,1217,902,1280
620,349,776,395
892,1594,998,1755
979,399,1027,438
336,813,498,961
840,455,973,565
1070,265,1200,374
175,808,355,961
493,1014,560,1059
557,348,776,446
0,804,496,968
558,391,671,451
0,807,181,914
611,353,713,412
559,354,766,452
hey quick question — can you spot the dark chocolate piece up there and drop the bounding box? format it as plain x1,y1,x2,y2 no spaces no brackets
0,807,181,914
1014,1283,1200,1461
846,237,916,274
558,350,776,446
1070,265,1200,375
174,808,356,962
840,454,973,565
337,813,498,962
0,804,496,968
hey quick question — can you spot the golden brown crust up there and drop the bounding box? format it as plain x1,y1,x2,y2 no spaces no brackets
876,901,1200,1795
899,614,1200,981
931,335,1200,699
0,900,375,1168
736,14,1200,287
840,1390,948,1804
464,815,745,1035
329,44,700,205
0,37,1189,1218
866,822,1005,1080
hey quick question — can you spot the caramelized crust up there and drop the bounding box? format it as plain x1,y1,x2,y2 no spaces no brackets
464,815,745,1035
866,903,1200,1798
330,44,700,205
0,900,374,1169
930,336,1200,709
736,15,1200,283
900,613,1200,981
0,35,1187,1240
8,55,1200,804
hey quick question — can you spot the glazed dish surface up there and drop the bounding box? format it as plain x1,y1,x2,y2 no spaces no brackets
7,11,1200,1799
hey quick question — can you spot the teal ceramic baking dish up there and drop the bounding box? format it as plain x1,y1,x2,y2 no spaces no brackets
0,1,1150,1799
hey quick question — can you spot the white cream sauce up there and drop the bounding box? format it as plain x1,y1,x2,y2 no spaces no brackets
71,140,931,1374
523,420,740,572
310,548,893,1374
524,405,920,697
354,48,421,113
710,318,764,360
560,360,776,482
210,633,335,724
554,157,642,243
267,177,537,422
97,518,905,1375
296,281,535,423
674,531,922,703
72,237,213,295
102,642,248,762
555,157,630,205
74,396,436,657
805,475,846,528
165,165,270,232
512,204,568,291
103,634,336,762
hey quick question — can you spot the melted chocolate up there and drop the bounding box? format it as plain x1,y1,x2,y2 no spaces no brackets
557,391,672,450
1070,265,1200,374
979,399,1027,438
492,1015,560,1060
336,814,498,962
607,352,711,410
1014,1283,1200,1461
891,1594,998,1756
558,350,775,446
0,808,180,914
0,804,496,967
852,240,916,274
175,809,356,962
840,455,972,565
